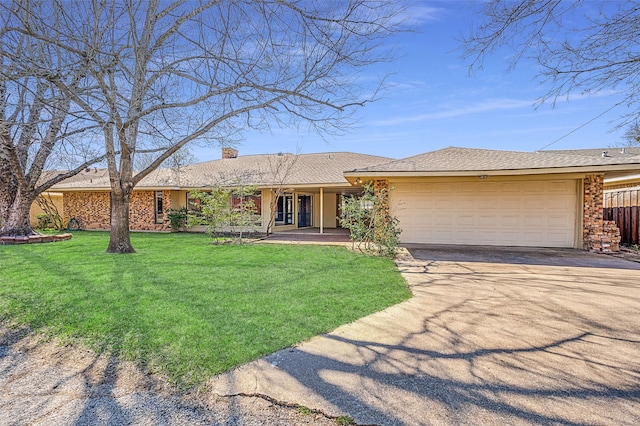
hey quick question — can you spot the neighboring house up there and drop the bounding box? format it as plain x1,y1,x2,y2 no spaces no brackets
44,149,392,234
542,147,640,190
344,147,640,251
538,147,640,246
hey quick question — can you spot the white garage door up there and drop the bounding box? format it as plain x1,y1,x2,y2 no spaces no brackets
391,179,578,247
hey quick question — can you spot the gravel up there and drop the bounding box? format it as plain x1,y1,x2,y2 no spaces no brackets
0,326,338,426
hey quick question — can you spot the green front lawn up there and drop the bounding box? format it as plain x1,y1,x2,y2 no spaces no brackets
0,232,410,386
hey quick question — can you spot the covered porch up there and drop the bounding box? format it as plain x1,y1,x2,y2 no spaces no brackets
267,227,351,243
262,184,362,235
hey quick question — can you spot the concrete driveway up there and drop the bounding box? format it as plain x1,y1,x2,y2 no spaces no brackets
208,246,640,425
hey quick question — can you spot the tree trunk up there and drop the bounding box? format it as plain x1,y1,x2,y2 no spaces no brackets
107,189,136,253
0,156,15,227
0,189,35,237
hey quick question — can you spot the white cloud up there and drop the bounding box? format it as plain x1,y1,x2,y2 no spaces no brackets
402,4,444,25
372,98,534,125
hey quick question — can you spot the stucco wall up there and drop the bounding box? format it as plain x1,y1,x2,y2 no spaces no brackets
29,193,64,228
321,192,338,228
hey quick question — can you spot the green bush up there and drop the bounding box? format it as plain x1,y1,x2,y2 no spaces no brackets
166,208,188,232
187,186,259,243
339,182,401,257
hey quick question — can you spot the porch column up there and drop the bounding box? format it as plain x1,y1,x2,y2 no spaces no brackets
319,187,324,234
583,174,620,252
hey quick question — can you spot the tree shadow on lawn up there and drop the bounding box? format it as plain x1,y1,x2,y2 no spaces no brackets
0,254,319,425
211,259,640,425
9,245,640,425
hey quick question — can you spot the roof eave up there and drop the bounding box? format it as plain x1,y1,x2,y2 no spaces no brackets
344,164,640,182
51,186,182,192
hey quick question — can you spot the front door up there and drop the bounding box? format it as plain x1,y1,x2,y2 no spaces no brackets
298,195,312,228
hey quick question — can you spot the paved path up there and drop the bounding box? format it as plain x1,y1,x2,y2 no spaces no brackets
208,246,640,425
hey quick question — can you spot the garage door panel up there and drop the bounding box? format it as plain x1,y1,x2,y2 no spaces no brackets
499,198,522,210
547,199,565,209
523,198,543,209
548,231,571,245
498,182,522,192
435,215,453,226
499,231,521,244
548,181,572,192
500,215,520,227
458,198,476,209
457,215,475,226
433,183,455,193
523,215,543,227
391,179,577,248
478,182,498,193
478,198,497,209
477,215,497,226
522,232,544,245
548,214,571,227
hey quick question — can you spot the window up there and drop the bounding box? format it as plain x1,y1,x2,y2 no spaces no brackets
187,191,261,215
154,191,164,224
276,193,294,225
231,192,262,214
187,192,205,212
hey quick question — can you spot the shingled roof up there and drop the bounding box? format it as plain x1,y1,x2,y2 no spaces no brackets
346,147,640,175
540,147,640,158
52,152,393,190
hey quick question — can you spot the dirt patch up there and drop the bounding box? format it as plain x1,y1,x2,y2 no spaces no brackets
0,326,337,425
607,245,640,263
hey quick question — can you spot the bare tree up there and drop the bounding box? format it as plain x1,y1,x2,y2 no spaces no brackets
16,0,403,253
33,193,65,231
0,1,105,237
265,153,299,236
622,122,640,147
463,1,640,128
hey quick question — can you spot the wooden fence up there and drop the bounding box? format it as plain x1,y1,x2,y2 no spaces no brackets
604,188,639,245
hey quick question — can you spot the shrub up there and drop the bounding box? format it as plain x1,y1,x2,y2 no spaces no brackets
187,186,260,243
166,208,188,232
339,182,401,257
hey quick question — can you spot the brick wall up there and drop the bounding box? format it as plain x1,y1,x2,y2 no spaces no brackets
373,179,390,214
583,174,620,252
63,192,111,230
129,190,171,231
63,190,171,231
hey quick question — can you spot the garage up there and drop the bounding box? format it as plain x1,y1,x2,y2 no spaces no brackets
345,147,640,251
390,179,578,247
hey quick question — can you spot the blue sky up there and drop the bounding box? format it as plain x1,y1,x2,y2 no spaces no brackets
195,1,631,161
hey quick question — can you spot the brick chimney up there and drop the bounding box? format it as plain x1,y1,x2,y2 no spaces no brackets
222,147,238,159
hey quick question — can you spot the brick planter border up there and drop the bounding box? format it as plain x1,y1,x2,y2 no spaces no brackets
1,233,73,245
